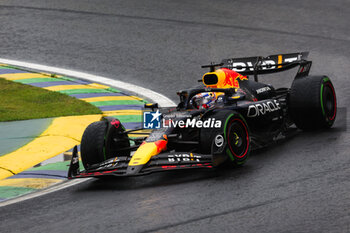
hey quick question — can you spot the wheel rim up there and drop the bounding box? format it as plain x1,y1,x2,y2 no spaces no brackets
227,118,249,159
322,82,336,121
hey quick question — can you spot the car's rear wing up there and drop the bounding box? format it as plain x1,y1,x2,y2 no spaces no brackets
220,52,312,81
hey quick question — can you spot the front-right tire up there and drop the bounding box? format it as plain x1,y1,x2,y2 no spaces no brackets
289,76,337,130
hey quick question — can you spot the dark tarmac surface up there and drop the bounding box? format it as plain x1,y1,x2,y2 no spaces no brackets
0,0,349,232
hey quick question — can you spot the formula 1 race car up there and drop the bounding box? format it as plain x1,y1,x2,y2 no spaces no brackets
68,52,337,179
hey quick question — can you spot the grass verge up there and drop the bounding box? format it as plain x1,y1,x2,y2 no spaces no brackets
0,78,102,121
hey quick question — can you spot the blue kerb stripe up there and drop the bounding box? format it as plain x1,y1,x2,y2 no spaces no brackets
0,69,28,74
29,81,77,88
9,170,67,179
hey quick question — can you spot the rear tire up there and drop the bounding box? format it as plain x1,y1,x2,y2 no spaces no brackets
81,121,107,169
200,110,250,165
289,76,337,130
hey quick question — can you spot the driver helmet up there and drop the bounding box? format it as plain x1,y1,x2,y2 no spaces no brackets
193,92,217,109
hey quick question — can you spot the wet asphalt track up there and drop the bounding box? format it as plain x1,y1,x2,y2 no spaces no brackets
0,0,350,232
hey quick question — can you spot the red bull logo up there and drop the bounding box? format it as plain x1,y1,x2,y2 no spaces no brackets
221,68,248,88
202,68,248,89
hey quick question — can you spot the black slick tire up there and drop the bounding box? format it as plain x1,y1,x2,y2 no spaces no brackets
289,76,337,130
200,110,250,165
80,121,107,170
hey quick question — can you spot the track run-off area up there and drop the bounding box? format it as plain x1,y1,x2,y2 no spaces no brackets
0,58,174,207
0,1,349,232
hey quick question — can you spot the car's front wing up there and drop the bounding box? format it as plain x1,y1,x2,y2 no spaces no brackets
67,146,214,179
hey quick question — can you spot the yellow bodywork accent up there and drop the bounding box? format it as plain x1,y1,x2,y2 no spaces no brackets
128,134,150,138
129,142,159,166
0,178,62,189
81,96,143,102
278,55,282,68
0,114,102,180
202,69,227,88
0,73,50,80
128,129,152,138
201,70,226,97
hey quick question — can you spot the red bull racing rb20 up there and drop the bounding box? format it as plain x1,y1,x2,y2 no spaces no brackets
68,52,337,179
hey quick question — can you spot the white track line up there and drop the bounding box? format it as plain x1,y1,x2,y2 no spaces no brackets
0,179,89,207
0,58,176,207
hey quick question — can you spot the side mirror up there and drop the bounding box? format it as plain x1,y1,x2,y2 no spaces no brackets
227,94,245,103
144,103,158,111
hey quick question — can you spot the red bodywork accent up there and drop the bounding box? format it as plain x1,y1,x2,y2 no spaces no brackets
221,68,248,88
111,119,120,128
155,139,167,153
103,170,117,174
161,163,212,170
161,165,177,169
77,169,119,177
